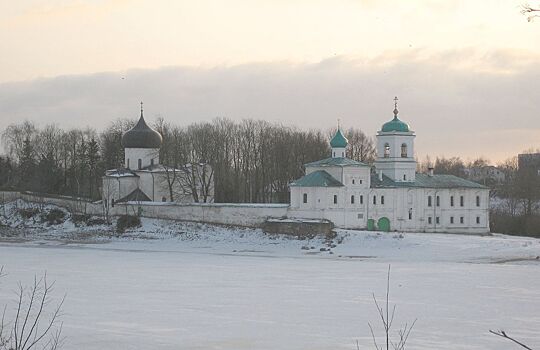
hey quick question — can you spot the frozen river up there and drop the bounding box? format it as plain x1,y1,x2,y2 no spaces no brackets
1,239,539,350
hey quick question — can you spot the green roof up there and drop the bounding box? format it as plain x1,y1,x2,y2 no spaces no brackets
290,170,344,187
330,129,348,148
305,157,369,168
381,116,410,132
371,173,488,189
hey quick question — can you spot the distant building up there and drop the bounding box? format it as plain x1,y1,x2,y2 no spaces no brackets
289,98,490,233
102,104,214,208
518,153,540,175
465,165,506,184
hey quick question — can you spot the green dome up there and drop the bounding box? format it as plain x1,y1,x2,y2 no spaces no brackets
381,116,410,132
330,129,348,148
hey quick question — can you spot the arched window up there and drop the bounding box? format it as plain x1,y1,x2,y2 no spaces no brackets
138,159,142,169
384,143,390,158
401,143,408,158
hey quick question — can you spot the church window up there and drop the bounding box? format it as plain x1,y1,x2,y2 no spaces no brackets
460,216,464,224
401,143,408,158
333,152,336,157
403,174,406,181
162,196,166,202
428,196,432,207
333,195,338,204
460,196,464,207
450,196,454,207
428,217,432,224
303,193,308,204
352,179,355,185
373,196,377,205
111,199,115,208
381,195,385,205
408,209,412,220
138,159,142,170
384,143,390,158
360,195,364,204
476,216,480,224
151,158,154,166
476,195,480,207
127,159,130,169
436,196,440,207
351,195,355,204
450,216,454,224
436,217,440,224
359,179,363,184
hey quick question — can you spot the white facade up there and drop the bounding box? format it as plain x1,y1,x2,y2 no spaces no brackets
289,105,490,234
125,148,160,170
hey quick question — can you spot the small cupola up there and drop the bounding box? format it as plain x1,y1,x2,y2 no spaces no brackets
330,121,348,158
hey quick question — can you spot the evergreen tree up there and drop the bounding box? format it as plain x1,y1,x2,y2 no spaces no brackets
18,138,36,190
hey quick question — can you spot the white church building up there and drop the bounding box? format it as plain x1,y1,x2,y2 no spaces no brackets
102,104,214,207
289,99,490,234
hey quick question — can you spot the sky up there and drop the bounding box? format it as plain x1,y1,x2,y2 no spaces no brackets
0,0,538,162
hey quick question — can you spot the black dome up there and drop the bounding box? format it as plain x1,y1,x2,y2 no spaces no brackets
122,116,162,149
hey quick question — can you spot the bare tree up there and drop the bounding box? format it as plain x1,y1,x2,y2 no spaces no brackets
490,330,534,350
367,266,416,350
1,269,64,350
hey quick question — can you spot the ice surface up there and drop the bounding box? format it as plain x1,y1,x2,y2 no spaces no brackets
0,203,540,350
1,202,540,349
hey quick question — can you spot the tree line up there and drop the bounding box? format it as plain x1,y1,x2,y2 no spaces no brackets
0,118,375,203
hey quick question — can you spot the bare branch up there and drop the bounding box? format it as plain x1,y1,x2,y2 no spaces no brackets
490,329,533,350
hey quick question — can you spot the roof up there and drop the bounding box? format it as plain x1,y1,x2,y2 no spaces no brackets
381,116,410,132
330,129,348,148
305,157,369,168
116,188,152,203
104,168,138,178
122,112,163,149
290,170,344,187
371,173,488,189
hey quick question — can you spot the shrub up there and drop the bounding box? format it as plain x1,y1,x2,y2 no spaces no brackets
116,215,141,233
41,208,66,225
72,213,91,224
87,217,107,226
18,207,40,219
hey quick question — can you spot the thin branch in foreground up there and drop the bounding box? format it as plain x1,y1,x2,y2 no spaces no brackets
521,3,540,21
365,265,416,350
490,330,534,350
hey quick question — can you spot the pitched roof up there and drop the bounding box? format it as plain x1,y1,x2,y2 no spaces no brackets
116,188,152,203
371,173,488,189
304,157,369,168
290,170,344,187
104,168,138,178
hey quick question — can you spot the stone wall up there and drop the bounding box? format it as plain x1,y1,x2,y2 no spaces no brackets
0,191,289,228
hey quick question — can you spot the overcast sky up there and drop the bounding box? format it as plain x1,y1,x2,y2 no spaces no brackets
0,0,538,162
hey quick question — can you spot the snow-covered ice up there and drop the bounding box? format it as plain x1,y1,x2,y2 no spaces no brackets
1,204,540,349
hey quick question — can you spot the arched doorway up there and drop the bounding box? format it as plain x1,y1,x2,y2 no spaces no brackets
378,217,390,232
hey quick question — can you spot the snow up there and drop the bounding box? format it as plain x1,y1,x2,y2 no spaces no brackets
1,201,540,349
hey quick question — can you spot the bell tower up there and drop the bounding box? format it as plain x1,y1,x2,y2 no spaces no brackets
374,97,416,182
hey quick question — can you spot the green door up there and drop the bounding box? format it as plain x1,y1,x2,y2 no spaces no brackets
378,217,390,232
367,218,376,231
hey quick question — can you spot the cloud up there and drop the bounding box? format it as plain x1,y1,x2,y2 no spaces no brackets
0,49,538,162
